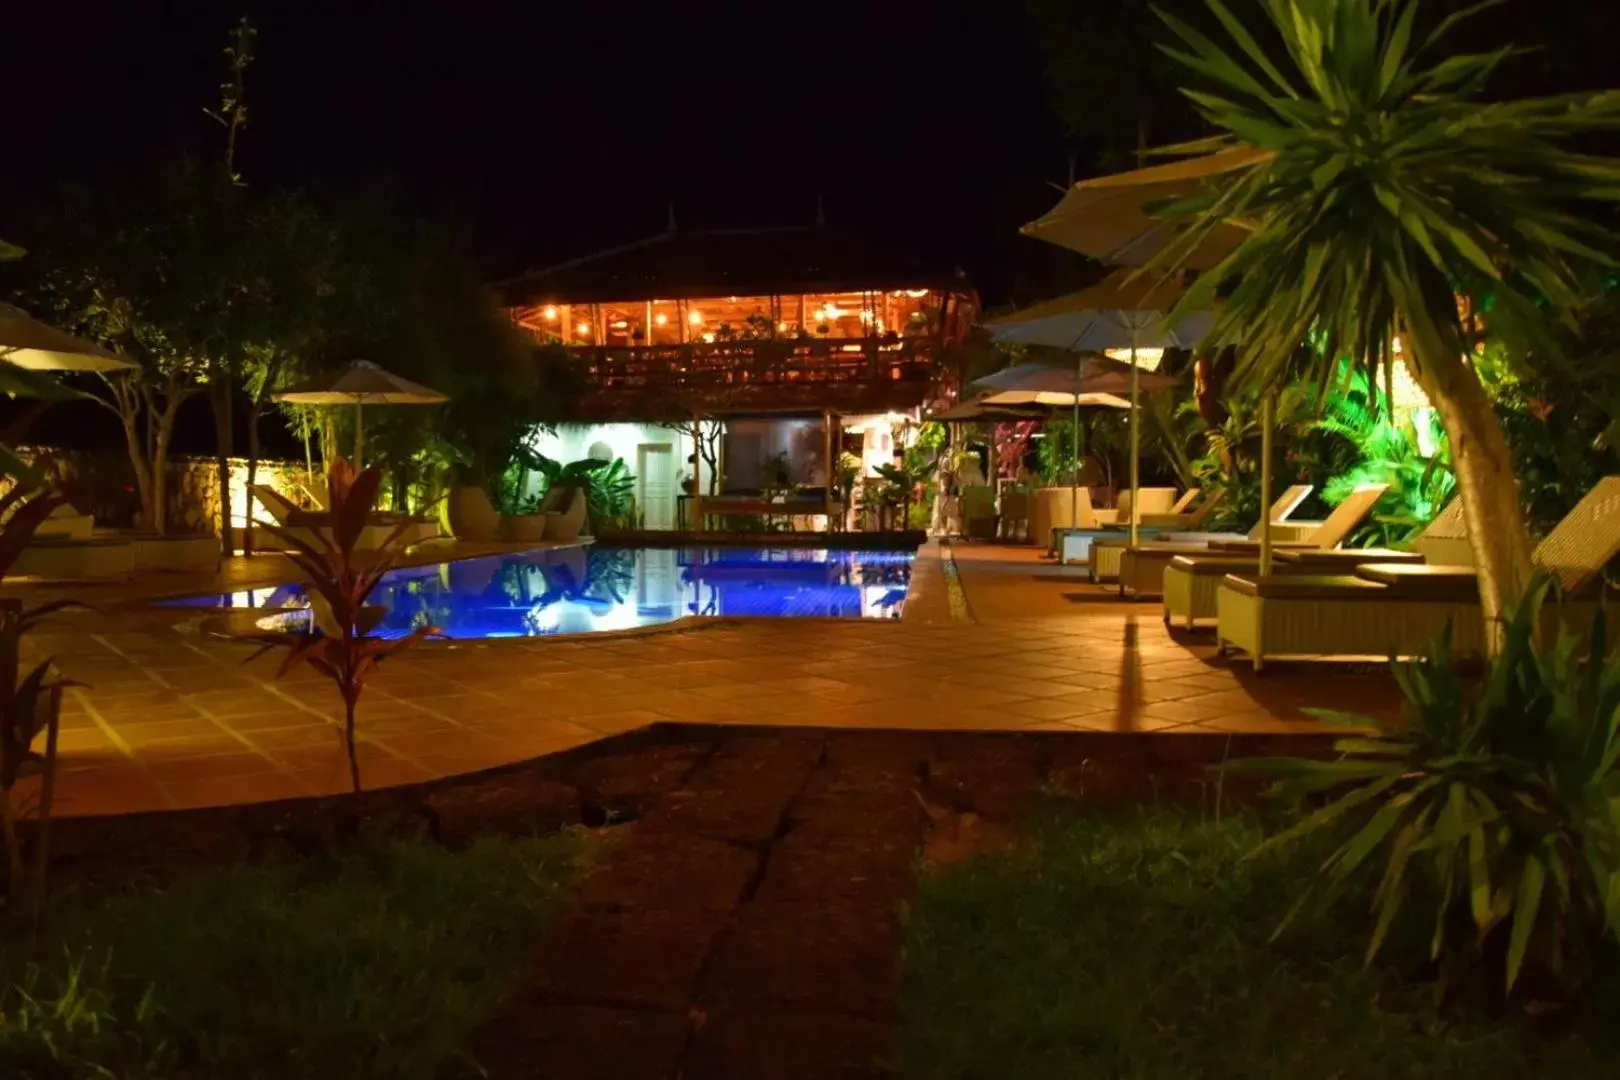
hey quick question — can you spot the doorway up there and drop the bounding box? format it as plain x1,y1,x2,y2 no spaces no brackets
636,443,676,529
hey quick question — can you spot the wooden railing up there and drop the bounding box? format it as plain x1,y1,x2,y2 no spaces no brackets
557,336,941,417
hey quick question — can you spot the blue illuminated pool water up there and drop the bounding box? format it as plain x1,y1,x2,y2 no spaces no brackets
161,546,914,638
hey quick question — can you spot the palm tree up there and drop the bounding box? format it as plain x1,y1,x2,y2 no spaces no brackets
1151,0,1620,646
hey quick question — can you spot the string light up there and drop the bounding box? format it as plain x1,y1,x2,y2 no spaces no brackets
542,306,558,321
575,322,591,337
688,311,704,325
654,313,669,326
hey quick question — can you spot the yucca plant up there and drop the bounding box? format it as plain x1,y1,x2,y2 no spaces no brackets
0,484,84,916
1152,0,1620,647
242,459,441,799
1238,579,1620,996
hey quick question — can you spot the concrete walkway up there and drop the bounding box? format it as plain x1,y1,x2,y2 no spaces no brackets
16,541,1402,817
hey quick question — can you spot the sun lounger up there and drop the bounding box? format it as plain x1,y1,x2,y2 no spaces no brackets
1213,480,1620,668
1053,487,1184,565
1094,484,1313,587
10,538,136,580
249,484,436,552
1156,484,1390,620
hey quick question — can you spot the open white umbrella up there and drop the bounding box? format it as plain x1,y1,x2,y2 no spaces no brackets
984,274,1204,545
1020,147,1267,270
0,303,136,373
273,360,448,467
972,354,1172,538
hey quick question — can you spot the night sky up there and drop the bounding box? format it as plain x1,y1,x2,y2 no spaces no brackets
4,1,1067,306
5,0,1618,310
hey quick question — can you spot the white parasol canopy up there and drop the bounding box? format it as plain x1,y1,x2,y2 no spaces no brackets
984,271,1215,353
274,360,448,467
0,303,136,372
1020,147,1267,270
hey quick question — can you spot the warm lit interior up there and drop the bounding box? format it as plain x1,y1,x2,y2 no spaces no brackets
513,290,942,347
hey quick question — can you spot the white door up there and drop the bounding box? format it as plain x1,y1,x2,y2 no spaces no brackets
637,443,676,529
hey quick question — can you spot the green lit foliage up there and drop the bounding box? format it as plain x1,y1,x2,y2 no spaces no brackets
1479,285,1620,537
1321,410,1453,547
1236,579,1620,998
528,453,636,532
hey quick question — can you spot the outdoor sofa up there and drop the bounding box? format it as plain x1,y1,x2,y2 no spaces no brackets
1090,484,1313,588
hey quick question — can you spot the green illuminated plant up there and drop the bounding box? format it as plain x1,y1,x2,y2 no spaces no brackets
1237,579,1620,997
1153,0,1620,648
242,459,441,799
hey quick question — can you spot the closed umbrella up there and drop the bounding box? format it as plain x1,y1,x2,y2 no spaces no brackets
273,360,449,468
1020,147,1267,270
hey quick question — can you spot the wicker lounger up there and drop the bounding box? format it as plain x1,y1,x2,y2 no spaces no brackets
1158,549,1425,628
1156,484,1389,616
1216,563,1616,670
1094,484,1313,586
1213,479,1620,669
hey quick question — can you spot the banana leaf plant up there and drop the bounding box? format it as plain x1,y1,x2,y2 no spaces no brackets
240,459,441,799
0,483,85,915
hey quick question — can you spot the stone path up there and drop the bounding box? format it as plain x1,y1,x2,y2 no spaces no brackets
467,725,1312,1080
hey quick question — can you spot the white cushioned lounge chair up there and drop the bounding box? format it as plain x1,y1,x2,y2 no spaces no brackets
1213,479,1620,669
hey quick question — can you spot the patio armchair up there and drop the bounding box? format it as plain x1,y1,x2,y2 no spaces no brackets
1157,483,1390,624
1089,484,1313,586
1213,478,1620,669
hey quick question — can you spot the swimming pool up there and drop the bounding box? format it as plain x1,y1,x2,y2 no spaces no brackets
162,545,914,639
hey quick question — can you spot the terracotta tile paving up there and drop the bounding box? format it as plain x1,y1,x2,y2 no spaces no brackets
0,539,1407,817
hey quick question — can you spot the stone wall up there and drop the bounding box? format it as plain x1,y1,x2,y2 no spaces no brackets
14,447,311,534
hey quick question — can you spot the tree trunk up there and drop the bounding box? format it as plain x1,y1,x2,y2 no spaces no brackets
151,395,187,535
244,402,262,556
1412,344,1533,653
210,377,234,558
116,412,155,531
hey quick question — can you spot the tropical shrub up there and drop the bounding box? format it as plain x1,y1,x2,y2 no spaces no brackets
532,454,636,531
243,459,441,800
1237,579,1620,997
0,484,82,917
1152,0,1620,645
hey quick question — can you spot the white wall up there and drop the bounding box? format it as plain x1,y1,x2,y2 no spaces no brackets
524,421,719,529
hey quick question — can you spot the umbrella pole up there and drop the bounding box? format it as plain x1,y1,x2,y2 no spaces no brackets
1071,353,1081,531
353,401,364,468
1259,392,1275,577
1128,334,1141,548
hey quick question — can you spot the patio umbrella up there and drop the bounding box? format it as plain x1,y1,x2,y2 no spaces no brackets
927,398,1051,422
971,355,1161,536
273,360,449,467
980,281,1194,545
0,302,136,373
1020,146,1267,270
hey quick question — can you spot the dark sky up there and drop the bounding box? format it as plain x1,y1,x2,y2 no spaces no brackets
5,0,1618,310
4,0,1069,306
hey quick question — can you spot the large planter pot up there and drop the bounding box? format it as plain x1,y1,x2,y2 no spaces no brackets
446,485,501,542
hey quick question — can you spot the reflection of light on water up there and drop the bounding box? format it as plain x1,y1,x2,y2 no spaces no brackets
588,600,647,633
190,546,913,639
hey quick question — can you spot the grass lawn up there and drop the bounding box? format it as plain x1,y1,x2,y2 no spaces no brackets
901,804,1618,1080
0,832,585,1079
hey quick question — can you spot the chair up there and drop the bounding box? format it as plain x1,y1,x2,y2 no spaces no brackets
1157,484,1390,624
1053,487,1189,565
1091,484,1313,585
1214,478,1620,669
542,486,588,542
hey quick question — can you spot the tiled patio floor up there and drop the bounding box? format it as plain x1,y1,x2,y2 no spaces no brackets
14,541,1402,816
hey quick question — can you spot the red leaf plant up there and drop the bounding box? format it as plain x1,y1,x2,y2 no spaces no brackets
240,459,442,798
